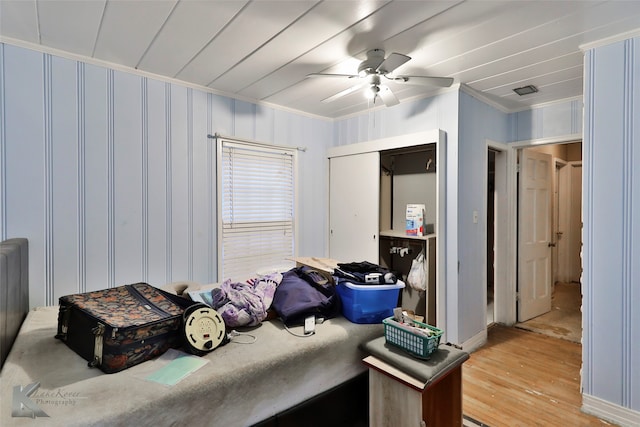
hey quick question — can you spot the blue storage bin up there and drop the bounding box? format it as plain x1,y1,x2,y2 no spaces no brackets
336,280,405,324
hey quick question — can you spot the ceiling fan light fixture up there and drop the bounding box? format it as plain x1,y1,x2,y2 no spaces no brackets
364,85,379,100
513,84,538,96
313,48,449,107
358,49,386,77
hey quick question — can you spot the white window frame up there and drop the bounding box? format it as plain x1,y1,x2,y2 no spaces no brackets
216,135,298,282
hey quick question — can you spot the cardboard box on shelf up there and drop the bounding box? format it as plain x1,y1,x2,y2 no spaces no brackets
406,204,425,236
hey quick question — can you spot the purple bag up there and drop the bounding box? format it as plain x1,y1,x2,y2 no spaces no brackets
271,267,340,326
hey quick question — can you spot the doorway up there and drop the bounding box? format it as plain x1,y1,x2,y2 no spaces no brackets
486,140,583,344
484,142,582,344
487,149,496,325
514,142,583,343
485,141,514,328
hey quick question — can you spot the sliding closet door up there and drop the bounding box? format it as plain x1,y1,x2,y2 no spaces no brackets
329,152,380,263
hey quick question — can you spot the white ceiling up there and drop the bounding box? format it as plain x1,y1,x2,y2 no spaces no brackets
1,0,640,119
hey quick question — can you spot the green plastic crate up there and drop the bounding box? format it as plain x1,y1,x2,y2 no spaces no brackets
383,316,443,359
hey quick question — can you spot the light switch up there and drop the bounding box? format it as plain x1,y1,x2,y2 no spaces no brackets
473,210,478,224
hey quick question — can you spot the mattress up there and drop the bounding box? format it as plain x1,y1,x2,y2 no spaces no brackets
0,306,383,426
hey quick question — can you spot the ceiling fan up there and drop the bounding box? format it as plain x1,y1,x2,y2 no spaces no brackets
307,49,454,107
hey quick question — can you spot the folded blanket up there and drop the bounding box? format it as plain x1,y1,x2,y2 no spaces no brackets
211,273,282,327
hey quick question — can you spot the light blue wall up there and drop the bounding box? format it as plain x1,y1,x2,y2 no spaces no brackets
0,43,332,307
583,37,640,414
512,98,583,140
333,93,458,146
457,91,510,341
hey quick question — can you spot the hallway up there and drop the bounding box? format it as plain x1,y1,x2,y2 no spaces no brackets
515,282,582,343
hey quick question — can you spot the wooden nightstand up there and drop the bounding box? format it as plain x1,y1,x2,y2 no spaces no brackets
362,337,469,427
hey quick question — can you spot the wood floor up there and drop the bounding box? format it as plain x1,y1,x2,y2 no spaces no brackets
515,282,582,344
462,325,616,427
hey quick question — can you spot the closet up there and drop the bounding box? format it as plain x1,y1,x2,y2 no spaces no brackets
328,130,445,327
379,145,437,325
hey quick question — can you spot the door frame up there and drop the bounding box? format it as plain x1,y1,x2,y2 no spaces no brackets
553,158,584,284
553,158,569,284
489,134,581,326
485,140,517,326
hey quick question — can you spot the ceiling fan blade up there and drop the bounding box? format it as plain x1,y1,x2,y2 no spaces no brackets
377,52,411,74
377,85,399,107
392,75,454,88
307,73,358,79
322,83,365,103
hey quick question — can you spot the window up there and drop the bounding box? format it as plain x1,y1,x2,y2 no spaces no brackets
217,137,296,281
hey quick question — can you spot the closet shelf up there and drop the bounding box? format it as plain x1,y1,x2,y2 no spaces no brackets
379,230,436,240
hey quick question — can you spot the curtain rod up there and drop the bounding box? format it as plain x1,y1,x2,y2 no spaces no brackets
207,133,307,152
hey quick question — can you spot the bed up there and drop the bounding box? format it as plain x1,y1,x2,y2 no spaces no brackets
0,238,29,369
0,250,383,426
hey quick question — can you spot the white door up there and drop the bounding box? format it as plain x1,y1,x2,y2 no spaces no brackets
518,148,553,322
329,152,379,263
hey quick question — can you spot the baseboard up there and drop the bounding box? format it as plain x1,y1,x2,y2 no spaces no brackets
461,328,487,353
582,393,640,426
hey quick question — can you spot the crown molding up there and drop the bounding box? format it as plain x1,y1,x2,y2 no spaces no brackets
580,28,640,51
0,36,333,122
459,83,511,114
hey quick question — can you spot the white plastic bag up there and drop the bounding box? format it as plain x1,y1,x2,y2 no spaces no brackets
407,250,427,291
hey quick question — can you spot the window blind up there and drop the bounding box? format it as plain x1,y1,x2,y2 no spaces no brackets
218,139,296,281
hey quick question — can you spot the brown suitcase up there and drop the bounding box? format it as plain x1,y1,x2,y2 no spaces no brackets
55,282,196,373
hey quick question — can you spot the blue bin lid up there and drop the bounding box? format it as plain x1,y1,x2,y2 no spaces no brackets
340,280,405,291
